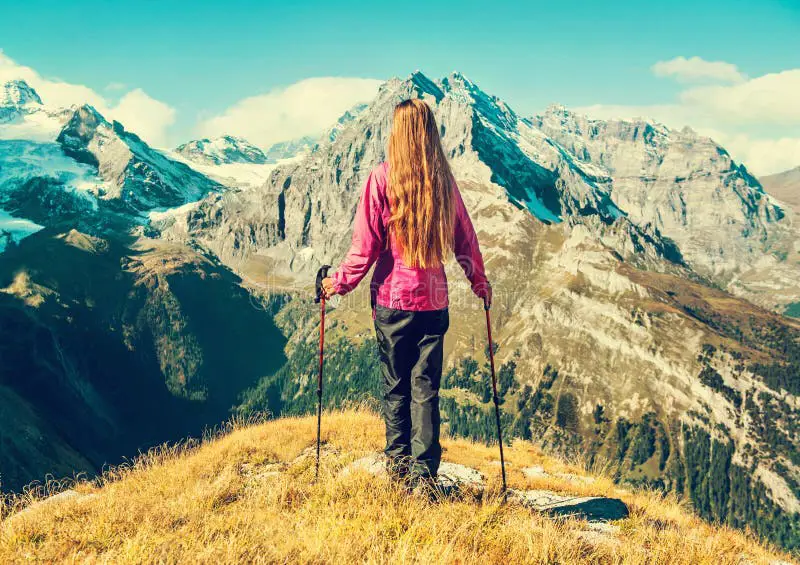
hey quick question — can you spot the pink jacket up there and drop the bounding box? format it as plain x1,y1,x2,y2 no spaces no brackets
331,162,489,311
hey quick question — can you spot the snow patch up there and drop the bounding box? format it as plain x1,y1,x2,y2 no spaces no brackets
0,209,44,251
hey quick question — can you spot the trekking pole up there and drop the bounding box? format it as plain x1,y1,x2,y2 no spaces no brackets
483,296,508,494
313,265,331,482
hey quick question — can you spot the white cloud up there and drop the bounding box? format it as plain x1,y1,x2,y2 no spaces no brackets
0,50,175,147
197,77,382,149
652,56,745,84
711,134,800,177
576,59,800,176
111,88,176,147
679,69,800,125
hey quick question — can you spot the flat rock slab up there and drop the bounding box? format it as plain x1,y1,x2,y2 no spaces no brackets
340,454,484,487
436,462,484,487
509,489,629,521
340,453,388,478
341,453,629,522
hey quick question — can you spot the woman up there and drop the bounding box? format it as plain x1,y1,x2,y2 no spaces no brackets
321,98,491,487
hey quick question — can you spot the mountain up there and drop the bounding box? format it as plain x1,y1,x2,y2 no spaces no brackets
0,80,71,140
762,166,800,211
0,81,276,492
0,228,288,492
0,80,222,241
159,71,800,550
57,106,222,213
529,106,785,278
264,136,316,161
171,135,314,190
175,135,269,166
2,72,800,551
0,79,42,120
324,102,368,143
1,411,795,564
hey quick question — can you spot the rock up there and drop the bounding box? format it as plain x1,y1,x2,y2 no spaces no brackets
339,453,387,478
3,489,97,526
522,465,596,486
292,444,340,467
585,522,621,534
437,462,484,488
240,461,285,481
577,523,622,548
558,473,596,485
508,489,629,521
339,454,484,489
340,452,628,522
522,465,548,479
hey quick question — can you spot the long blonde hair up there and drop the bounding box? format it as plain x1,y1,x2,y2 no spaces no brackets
387,99,455,269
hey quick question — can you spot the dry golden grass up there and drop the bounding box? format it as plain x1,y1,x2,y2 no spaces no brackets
0,410,795,564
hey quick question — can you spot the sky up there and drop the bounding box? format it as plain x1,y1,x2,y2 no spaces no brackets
1,0,799,175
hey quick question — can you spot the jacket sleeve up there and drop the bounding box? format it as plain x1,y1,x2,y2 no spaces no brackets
453,181,490,298
330,168,385,295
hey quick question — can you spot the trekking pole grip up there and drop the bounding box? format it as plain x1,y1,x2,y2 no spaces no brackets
314,265,332,304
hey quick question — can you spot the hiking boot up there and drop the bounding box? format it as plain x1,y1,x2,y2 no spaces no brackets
409,474,440,501
386,456,412,490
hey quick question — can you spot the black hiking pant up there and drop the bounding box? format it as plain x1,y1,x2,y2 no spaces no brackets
373,305,449,480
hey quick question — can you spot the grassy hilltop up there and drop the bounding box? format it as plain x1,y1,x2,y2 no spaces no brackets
1,410,796,564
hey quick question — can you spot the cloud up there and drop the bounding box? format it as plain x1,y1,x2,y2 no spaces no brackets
0,50,175,147
197,77,383,149
110,88,176,147
711,134,800,178
679,69,800,125
652,56,745,84
575,59,800,176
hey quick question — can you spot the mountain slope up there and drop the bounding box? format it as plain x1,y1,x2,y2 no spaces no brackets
0,228,288,492
1,411,795,564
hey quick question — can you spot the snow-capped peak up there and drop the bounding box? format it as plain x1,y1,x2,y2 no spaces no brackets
264,137,315,161
407,71,445,101
1,80,43,108
175,136,268,166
